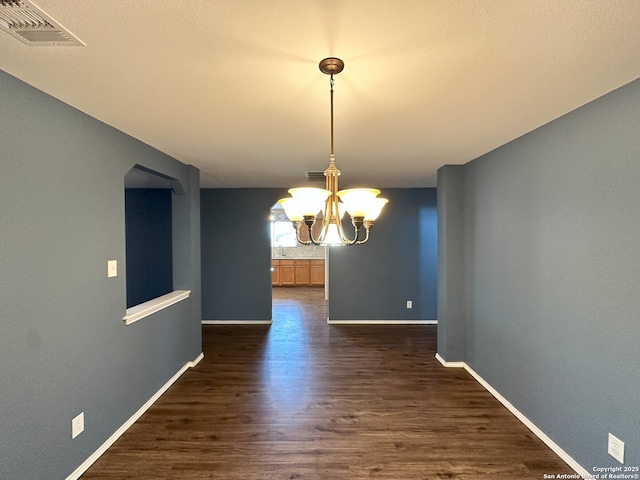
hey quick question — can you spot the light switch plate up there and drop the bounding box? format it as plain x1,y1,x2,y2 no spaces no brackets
608,433,625,463
107,260,117,278
72,412,84,439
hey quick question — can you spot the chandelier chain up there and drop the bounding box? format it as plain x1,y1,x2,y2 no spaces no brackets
330,74,335,156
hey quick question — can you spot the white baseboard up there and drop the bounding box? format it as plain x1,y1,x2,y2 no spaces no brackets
435,352,465,368
328,319,437,325
66,352,204,480
201,319,273,325
434,353,589,477
188,352,204,367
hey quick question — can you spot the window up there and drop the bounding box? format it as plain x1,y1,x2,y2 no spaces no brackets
271,210,297,247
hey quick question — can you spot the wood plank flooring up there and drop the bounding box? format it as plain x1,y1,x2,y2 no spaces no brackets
81,287,573,479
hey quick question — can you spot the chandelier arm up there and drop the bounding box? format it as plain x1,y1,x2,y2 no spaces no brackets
313,197,334,245
330,194,346,243
332,194,347,243
302,216,322,246
334,195,361,246
344,226,360,245
316,220,329,245
344,219,363,245
354,220,375,245
294,221,312,246
307,223,322,246
354,228,371,245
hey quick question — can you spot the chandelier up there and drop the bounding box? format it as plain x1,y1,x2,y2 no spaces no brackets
278,57,388,246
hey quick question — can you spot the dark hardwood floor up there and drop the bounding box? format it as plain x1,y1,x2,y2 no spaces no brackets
82,287,573,479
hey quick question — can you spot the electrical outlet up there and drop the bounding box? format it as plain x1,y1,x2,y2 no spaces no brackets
72,412,84,439
608,433,624,464
107,260,117,278
406,300,413,309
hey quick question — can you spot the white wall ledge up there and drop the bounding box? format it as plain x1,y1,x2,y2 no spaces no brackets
124,290,191,325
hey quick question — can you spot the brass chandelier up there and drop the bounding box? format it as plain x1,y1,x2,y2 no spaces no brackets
278,57,388,246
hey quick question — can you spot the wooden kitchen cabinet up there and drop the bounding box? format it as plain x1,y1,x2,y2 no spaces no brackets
310,260,325,286
295,261,310,285
272,259,324,287
279,259,296,286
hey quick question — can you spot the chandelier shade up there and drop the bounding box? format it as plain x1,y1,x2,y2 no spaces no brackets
336,188,381,218
287,188,331,216
277,197,305,222
364,197,389,221
277,57,388,246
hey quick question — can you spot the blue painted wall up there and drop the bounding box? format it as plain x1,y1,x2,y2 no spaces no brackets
328,188,437,321
201,188,285,320
200,188,437,323
436,166,465,360
438,78,640,470
0,69,202,479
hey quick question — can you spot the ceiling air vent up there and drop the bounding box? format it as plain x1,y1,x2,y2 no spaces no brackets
0,0,84,46
305,171,326,182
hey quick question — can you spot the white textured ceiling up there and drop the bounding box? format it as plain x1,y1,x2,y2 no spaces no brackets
1,1,639,188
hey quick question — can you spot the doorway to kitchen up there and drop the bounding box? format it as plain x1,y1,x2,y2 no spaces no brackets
270,202,328,306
